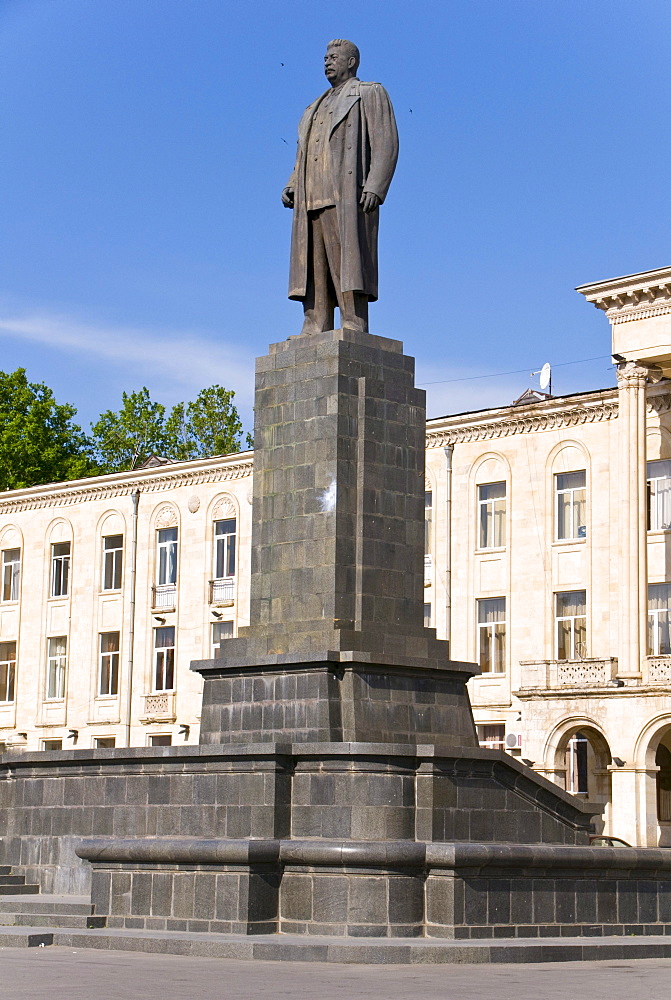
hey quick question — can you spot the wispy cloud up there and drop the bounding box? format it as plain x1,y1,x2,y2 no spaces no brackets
0,310,256,408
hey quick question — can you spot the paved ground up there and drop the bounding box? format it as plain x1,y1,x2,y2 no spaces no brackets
3,947,671,999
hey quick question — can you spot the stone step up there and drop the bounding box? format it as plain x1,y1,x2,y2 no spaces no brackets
0,867,11,876
0,894,91,914
0,875,28,885
0,912,104,929
3,925,671,963
0,883,39,895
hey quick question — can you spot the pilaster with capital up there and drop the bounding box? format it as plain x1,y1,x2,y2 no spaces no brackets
615,361,650,678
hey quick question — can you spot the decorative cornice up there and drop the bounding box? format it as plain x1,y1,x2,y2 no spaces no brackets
0,456,253,515
576,266,671,324
648,392,671,415
426,397,618,447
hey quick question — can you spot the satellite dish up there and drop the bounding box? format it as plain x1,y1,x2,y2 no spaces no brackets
539,362,552,392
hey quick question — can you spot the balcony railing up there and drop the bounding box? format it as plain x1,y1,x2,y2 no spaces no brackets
209,577,235,605
152,584,176,610
141,691,176,721
518,658,618,691
644,656,671,685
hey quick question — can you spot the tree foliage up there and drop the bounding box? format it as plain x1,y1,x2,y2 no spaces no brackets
0,368,96,490
91,385,248,473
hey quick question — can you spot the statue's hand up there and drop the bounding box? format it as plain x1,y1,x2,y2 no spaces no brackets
360,191,381,214
282,186,295,209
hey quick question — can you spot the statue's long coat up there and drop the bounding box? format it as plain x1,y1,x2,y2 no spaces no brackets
287,79,399,302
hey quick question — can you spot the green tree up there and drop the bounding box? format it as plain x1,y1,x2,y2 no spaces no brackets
0,368,96,490
164,385,246,461
91,387,171,473
91,384,249,472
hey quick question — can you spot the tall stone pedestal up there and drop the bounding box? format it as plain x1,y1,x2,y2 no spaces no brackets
193,328,478,747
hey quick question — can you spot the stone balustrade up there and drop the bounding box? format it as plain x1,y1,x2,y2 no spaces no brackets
643,656,671,685
519,658,618,691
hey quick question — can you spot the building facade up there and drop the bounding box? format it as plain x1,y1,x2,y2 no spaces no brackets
2,266,671,846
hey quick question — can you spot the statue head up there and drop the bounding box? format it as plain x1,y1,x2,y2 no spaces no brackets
324,39,360,87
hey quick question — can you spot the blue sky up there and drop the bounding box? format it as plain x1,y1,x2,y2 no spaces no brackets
1,0,669,438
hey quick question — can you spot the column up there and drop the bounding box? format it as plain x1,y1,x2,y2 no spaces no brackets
616,361,649,678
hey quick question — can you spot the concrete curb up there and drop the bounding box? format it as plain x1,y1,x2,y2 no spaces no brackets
4,924,671,964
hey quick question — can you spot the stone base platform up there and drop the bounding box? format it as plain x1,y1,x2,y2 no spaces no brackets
6,925,671,964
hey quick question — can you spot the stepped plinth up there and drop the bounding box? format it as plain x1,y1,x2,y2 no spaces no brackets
192,328,478,746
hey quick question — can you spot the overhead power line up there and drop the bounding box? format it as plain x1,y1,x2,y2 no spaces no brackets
417,355,612,387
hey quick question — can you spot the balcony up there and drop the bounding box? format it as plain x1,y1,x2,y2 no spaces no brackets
152,584,176,610
209,577,235,606
644,656,671,685
140,691,176,722
518,658,618,692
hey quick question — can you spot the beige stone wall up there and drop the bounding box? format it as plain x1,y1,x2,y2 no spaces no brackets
0,453,253,751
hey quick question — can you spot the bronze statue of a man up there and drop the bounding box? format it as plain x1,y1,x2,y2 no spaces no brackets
282,40,398,335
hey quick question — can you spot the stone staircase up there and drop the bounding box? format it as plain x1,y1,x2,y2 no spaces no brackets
0,893,104,929
0,865,39,896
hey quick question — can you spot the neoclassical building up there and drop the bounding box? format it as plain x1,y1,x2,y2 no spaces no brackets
2,265,671,847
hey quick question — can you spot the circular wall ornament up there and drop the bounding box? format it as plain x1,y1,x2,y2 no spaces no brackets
187,495,201,513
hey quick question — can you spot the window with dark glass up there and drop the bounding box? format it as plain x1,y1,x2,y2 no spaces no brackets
1,549,20,602
154,626,175,692
94,736,116,749
51,542,71,597
648,461,671,531
648,584,671,656
215,519,236,579
102,534,123,591
150,734,172,747
0,641,16,702
99,631,120,696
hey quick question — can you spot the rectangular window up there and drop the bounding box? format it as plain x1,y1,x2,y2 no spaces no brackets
102,534,123,591
51,542,71,597
157,528,178,585
215,519,236,579
1,549,20,602
425,492,433,555
46,636,67,699
154,626,175,691
42,738,62,751
648,584,671,655
212,620,234,658
555,471,586,540
99,631,120,696
423,603,432,627
0,641,16,702
477,598,506,673
478,482,506,548
648,460,671,531
476,723,506,750
149,734,172,747
556,591,587,660
94,736,116,749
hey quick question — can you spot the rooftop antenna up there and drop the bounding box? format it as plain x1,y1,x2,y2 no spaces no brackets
531,362,552,396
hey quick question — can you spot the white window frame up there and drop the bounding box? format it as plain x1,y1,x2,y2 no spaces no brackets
0,641,16,703
477,723,506,750
648,461,671,531
555,470,586,541
478,482,506,549
46,636,67,700
102,534,123,591
566,732,589,795
153,626,175,692
211,620,234,658
477,597,506,674
555,591,587,660
51,542,71,598
156,528,178,586
648,583,671,656
214,518,236,580
99,631,120,696
1,549,20,602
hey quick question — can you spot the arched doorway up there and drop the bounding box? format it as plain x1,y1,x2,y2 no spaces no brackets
551,724,612,833
633,718,671,846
